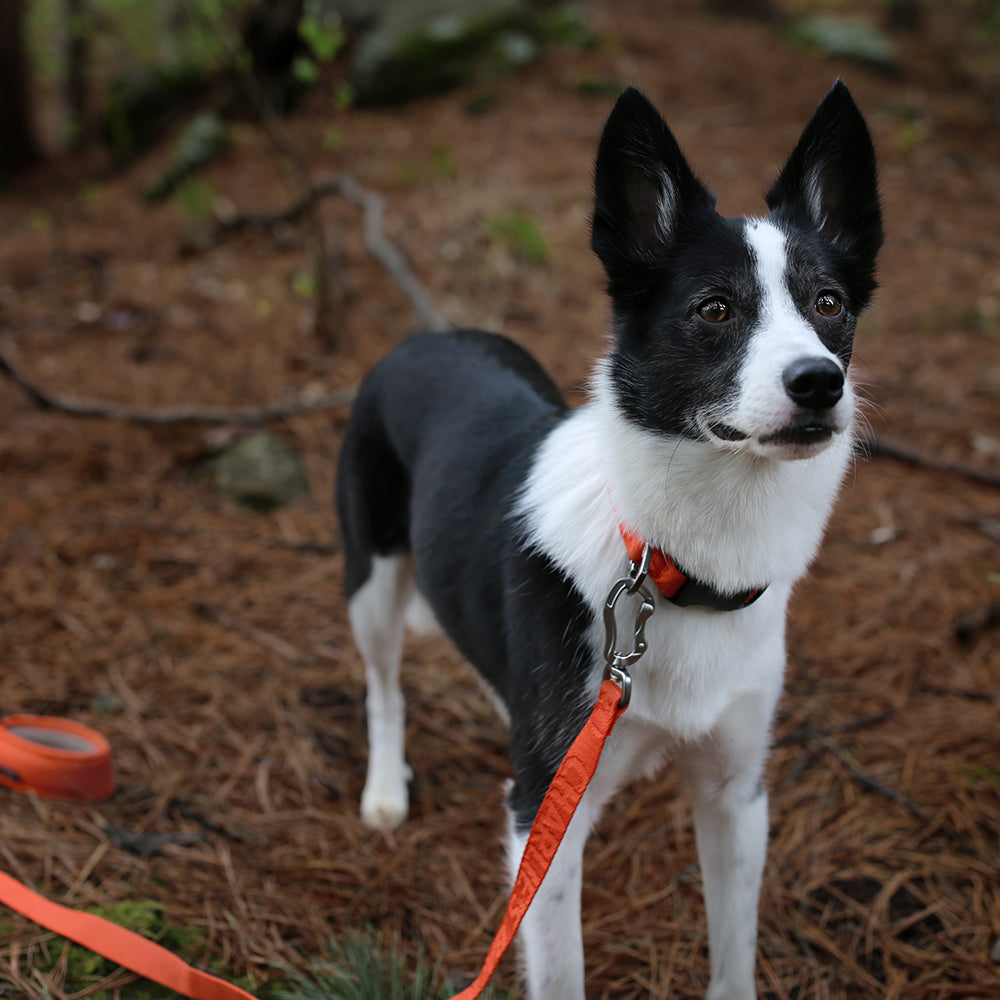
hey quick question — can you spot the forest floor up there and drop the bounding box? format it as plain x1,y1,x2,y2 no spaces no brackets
1,0,999,997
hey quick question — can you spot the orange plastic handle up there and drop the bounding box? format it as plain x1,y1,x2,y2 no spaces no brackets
0,715,114,801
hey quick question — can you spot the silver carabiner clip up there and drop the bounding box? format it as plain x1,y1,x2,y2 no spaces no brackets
602,563,655,709
603,577,655,669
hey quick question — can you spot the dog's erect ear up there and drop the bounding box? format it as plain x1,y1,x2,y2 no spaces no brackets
591,87,715,281
766,80,883,277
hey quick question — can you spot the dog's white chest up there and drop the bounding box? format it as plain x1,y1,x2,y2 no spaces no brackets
613,592,789,742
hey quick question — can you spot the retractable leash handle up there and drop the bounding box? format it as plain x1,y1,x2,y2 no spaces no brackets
0,715,114,801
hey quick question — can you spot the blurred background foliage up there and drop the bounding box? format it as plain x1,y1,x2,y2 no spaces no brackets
4,0,1000,177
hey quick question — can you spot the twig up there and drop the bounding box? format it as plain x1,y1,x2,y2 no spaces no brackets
820,737,928,820
192,602,307,663
776,712,926,818
775,708,898,747
329,172,447,332
919,684,999,704
0,335,356,423
858,433,1000,488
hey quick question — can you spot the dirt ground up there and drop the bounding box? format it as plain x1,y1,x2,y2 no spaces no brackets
1,0,999,997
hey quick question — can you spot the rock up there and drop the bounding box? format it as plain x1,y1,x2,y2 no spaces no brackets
786,16,897,73
345,0,590,106
143,112,230,203
209,432,309,511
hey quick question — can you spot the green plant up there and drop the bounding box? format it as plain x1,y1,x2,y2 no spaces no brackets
294,12,345,86
277,928,512,1000
174,177,217,224
278,930,445,1000
488,211,548,263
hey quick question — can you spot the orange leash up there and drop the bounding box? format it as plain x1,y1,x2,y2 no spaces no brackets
0,677,629,1000
0,677,628,1000
446,675,629,999
1,560,649,1000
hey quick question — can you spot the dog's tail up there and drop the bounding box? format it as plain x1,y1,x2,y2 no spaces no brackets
335,381,412,599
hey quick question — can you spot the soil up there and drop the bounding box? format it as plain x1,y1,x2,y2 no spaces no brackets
1,1,999,998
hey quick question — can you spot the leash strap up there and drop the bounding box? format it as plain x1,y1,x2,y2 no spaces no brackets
446,676,628,999
0,870,259,1000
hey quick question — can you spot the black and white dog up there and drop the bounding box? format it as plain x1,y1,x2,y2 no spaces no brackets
336,81,881,999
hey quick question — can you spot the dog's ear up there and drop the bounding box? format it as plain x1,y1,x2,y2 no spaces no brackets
591,87,715,281
767,80,883,280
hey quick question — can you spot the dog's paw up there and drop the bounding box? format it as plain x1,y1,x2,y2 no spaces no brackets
360,779,409,831
706,982,756,1000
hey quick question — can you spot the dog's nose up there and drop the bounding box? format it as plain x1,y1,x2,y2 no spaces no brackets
782,357,844,410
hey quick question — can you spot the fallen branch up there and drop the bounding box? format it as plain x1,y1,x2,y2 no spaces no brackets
221,172,447,332
4,333,999,481
857,433,1000,488
0,335,356,424
330,172,447,332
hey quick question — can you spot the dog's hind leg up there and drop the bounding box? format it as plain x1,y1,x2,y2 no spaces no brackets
348,554,415,830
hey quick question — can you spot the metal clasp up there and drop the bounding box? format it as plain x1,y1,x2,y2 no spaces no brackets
602,543,655,710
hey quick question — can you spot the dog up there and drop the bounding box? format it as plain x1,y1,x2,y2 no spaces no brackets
336,80,882,1000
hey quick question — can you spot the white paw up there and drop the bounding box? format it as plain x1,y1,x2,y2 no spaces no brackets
706,982,756,1000
360,778,409,831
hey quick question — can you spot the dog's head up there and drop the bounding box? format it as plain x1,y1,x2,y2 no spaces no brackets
591,82,882,461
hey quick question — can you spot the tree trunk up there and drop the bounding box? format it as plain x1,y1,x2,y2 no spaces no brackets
0,0,39,171
65,0,90,148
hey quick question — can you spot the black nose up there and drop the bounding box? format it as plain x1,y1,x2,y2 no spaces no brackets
783,357,844,410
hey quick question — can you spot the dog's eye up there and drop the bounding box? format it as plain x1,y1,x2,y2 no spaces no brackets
698,298,730,323
816,292,843,318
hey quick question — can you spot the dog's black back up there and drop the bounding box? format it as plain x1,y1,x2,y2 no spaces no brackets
336,330,598,818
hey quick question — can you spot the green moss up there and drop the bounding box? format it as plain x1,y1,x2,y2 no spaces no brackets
44,899,210,998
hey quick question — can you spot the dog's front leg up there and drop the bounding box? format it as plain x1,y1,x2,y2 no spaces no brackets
506,795,592,1000
686,692,775,1000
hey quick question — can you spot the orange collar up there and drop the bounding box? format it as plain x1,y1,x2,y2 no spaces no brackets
617,523,766,611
